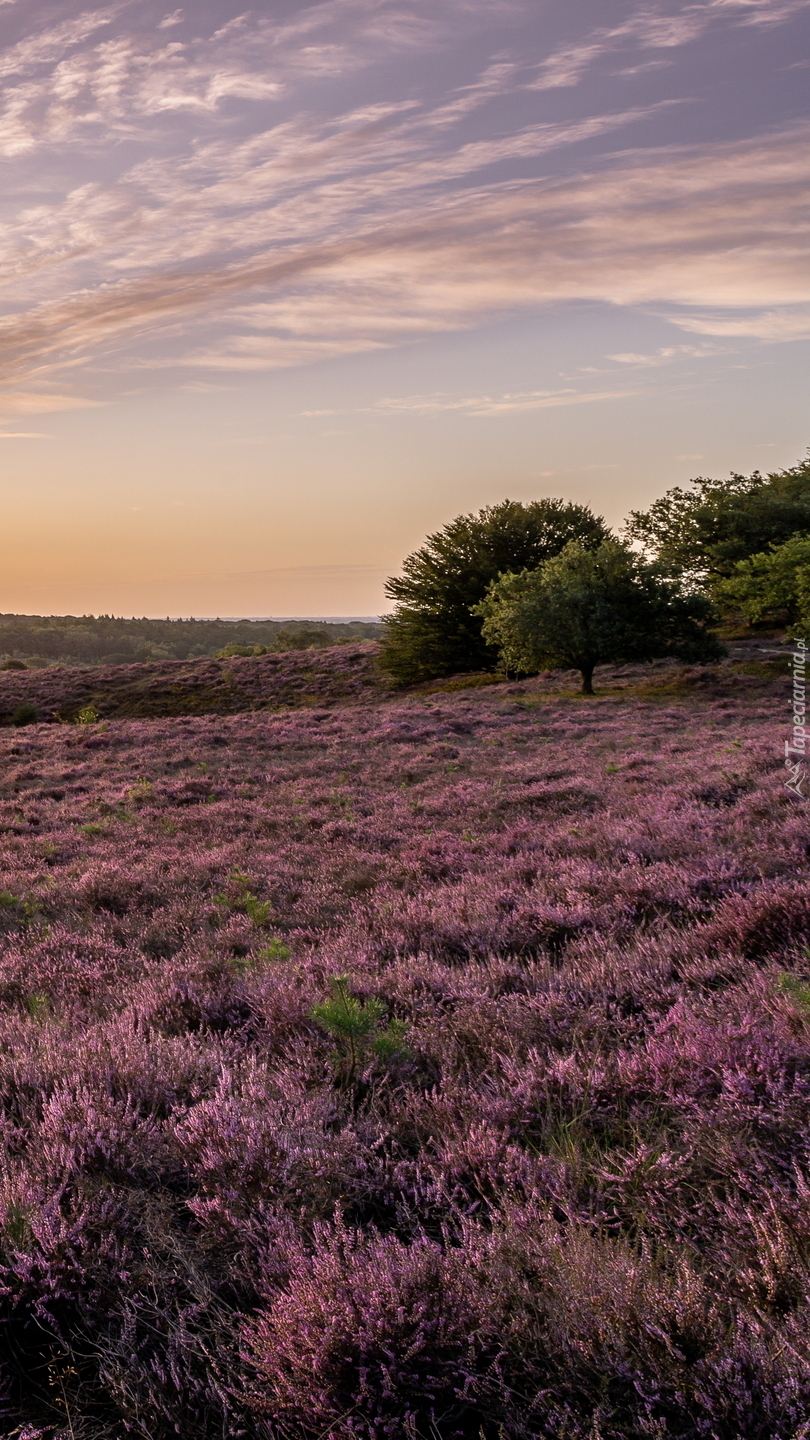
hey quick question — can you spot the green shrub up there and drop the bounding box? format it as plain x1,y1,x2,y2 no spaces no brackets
256,937,292,962
713,534,810,628
215,871,272,926
11,702,37,726
215,643,269,658
778,972,810,1016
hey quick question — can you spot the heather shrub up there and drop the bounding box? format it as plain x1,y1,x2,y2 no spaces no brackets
703,881,810,958
175,1070,360,1238
95,1287,247,1440
242,1220,492,1437
482,1209,810,1439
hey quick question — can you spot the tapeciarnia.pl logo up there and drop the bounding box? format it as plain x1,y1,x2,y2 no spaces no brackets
785,638,807,797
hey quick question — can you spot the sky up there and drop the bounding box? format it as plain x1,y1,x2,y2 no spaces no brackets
0,0,808,618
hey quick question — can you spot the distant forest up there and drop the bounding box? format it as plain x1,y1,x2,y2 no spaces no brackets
0,615,382,667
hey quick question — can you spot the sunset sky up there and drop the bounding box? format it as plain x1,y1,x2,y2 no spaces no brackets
1,0,808,617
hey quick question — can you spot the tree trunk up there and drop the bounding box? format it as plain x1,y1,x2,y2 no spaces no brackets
581,665,595,695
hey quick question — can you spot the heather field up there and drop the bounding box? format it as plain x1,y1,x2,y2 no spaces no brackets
0,651,809,1437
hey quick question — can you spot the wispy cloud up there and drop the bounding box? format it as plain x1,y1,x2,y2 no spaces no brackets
531,0,810,90
2,118,806,402
0,5,125,81
0,0,807,410
606,344,720,365
668,306,810,340
0,391,103,413
370,388,635,415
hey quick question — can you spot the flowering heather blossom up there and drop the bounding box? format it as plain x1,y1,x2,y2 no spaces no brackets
0,653,807,1434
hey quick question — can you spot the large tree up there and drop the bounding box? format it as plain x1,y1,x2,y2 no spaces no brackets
379,499,610,684
475,540,725,694
624,456,810,584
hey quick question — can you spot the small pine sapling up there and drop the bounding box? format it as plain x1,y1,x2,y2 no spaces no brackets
311,975,409,1089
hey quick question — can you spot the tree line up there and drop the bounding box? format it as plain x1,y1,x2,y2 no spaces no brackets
379,454,810,692
0,616,382,669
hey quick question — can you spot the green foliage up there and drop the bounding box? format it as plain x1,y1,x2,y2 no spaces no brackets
475,539,725,694
713,533,810,629
75,704,100,725
244,894,272,925
228,939,291,977
215,643,269,657
0,614,382,667
270,625,350,652
126,778,154,805
778,972,810,1017
0,890,38,925
25,992,50,1022
2,1203,33,1251
312,975,410,1087
379,498,610,685
254,937,292,963
625,456,810,582
11,702,37,727
215,871,272,926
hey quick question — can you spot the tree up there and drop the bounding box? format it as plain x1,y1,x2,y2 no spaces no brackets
714,534,810,630
624,456,810,583
378,499,610,684
474,540,725,694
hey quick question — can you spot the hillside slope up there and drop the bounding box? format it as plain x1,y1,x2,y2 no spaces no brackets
0,640,385,723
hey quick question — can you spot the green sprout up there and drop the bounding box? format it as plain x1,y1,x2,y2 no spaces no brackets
311,975,410,1090
26,992,50,1022
215,871,272,926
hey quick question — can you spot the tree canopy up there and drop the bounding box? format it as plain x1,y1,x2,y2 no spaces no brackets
713,534,810,632
378,498,610,684
624,456,810,582
475,540,725,694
